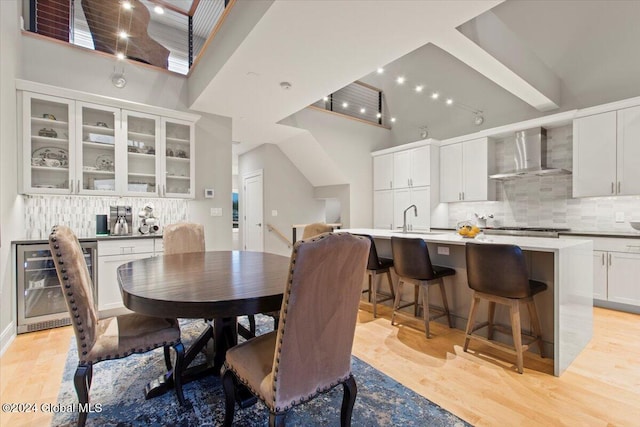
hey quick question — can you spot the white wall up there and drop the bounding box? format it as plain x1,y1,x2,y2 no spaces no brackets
0,0,24,355
239,144,324,256
280,107,391,228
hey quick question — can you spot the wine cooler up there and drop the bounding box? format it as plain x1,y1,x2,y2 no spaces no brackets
17,241,97,333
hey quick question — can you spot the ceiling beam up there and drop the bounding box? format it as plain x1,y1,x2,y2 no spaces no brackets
435,28,560,112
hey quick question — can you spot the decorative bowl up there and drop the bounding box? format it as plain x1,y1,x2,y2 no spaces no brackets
630,221,640,231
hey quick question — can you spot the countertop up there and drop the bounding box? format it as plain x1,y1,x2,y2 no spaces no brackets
340,228,591,252
12,234,162,245
430,228,640,239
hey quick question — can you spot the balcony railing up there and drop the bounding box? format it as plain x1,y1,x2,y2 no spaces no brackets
25,0,231,75
311,81,390,127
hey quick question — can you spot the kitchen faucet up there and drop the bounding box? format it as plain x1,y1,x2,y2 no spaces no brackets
403,204,418,233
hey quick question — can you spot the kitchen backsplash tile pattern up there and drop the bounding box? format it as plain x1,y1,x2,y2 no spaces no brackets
448,125,640,231
24,195,188,239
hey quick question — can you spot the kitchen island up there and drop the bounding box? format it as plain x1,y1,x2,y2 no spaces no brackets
340,228,593,376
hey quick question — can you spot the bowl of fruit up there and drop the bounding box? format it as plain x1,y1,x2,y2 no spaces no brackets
456,221,481,238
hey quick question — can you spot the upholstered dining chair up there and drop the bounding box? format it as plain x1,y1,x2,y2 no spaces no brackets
49,225,185,427
464,242,546,374
222,232,370,427
301,222,333,239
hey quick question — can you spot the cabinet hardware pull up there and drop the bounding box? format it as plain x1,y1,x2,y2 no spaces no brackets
618,181,621,193
611,182,614,194
389,180,392,189
601,253,605,266
77,180,80,193
608,253,612,266
462,191,465,200
70,180,73,194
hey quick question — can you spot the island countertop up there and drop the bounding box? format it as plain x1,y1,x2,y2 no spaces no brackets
338,228,592,252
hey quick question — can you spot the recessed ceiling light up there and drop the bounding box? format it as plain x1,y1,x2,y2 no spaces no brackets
396,76,405,85
118,31,128,39
391,117,396,123
360,108,366,113
446,98,453,105
342,102,348,108
122,1,132,10
376,112,382,118
415,85,423,93
116,52,126,60
154,5,164,14
431,92,439,100
377,67,384,74
322,96,329,102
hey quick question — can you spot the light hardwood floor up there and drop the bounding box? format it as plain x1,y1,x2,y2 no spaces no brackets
1,306,638,426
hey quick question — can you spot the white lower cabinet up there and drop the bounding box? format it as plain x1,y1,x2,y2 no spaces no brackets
373,190,394,230
562,235,640,311
393,186,430,231
97,238,159,314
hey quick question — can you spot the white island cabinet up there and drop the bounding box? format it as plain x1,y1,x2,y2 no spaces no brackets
339,228,593,377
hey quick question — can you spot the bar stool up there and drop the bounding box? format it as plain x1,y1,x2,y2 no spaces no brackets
390,237,455,338
356,234,395,318
464,242,546,374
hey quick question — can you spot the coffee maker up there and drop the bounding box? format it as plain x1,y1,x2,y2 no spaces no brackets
109,206,133,236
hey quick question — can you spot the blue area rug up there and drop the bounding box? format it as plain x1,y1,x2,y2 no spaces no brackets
52,316,469,426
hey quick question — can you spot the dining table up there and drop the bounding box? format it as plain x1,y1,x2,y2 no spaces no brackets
117,250,290,400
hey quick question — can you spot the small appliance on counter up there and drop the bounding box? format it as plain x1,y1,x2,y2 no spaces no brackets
109,205,133,236
137,203,159,234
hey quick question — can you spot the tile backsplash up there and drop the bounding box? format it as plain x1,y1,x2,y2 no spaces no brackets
447,125,640,231
24,195,188,239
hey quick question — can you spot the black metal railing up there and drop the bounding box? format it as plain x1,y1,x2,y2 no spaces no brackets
25,0,229,75
312,81,390,127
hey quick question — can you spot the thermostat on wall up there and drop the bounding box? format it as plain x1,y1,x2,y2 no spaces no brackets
204,188,214,198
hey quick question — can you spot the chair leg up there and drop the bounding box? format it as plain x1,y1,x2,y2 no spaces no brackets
372,272,379,318
391,279,404,326
509,300,524,374
222,370,237,427
341,375,358,426
269,411,286,427
438,278,453,328
414,284,420,317
367,273,373,303
487,301,496,341
248,315,257,336
421,284,431,338
464,295,480,352
386,270,395,300
527,299,544,359
164,345,172,371
172,342,186,405
86,363,93,389
74,363,91,427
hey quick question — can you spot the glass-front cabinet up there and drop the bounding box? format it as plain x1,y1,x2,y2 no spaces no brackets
20,88,197,198
22,92,75,194
162,118,194,198
76,102,120,195
123,110,160,196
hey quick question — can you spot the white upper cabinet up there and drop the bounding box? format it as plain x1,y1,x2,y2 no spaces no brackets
617,105,640,196
373,153,393,190
19,88,197,198
573,111,617,197
21,92,75,195
76,102,120,195
161,117,195,198
440,137,493,202
393,145,430,188
573,106,640,197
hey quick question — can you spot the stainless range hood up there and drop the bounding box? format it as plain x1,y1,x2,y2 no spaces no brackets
489,127,571,180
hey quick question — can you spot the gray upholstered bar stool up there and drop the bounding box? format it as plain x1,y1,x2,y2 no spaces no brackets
356,234,395,318
464,242,546,374
390,236,455,338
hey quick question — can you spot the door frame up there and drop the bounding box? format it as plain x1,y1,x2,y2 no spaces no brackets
242,169,264,251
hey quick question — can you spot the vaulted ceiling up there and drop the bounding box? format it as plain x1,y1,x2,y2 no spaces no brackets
188,0,640,152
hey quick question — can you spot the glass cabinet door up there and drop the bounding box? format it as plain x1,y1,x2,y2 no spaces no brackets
23,92,75,194
162,118,194,198
77,102,120,194
123,110,160,196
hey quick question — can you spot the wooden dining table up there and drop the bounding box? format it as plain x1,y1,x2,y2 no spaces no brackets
117,250,290,400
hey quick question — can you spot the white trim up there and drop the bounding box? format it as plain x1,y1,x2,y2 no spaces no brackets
0,322,16,357
15,79,201,123
574,95,640,118
371,138,439,157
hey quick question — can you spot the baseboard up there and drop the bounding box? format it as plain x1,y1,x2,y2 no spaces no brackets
0,321,16,357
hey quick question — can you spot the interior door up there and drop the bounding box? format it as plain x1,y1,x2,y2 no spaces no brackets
243,170,264,252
